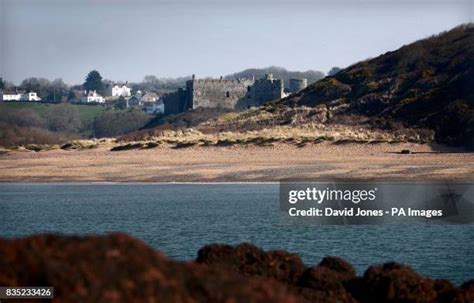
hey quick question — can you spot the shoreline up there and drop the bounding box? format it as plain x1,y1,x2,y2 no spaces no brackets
1,142,474,182
0,181,281,184
1,180,474,184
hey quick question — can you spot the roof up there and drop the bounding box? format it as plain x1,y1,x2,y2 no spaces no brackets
2,89,24,95
142,92,159,98
112,83,130,88
87,90,103,97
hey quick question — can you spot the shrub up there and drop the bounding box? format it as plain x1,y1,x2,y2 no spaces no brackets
93,109,152,138
0,122,75,147
44,103,83,132
0,108,46,128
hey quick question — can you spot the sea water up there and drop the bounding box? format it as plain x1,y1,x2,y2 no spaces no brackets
0,183,472,284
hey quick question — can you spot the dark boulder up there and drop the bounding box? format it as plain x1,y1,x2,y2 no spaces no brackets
318,256,356,280
297,265,358,303
432,279,458,303
196,243,305,285
453,280,474,303
359,262,437,303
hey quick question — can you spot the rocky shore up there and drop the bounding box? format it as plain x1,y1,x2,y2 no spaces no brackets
0,233,473,302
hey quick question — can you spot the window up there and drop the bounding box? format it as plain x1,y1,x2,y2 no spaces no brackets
226,91,230,98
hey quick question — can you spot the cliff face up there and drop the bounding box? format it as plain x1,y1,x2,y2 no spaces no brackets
1,233,473,303
284,24,474,146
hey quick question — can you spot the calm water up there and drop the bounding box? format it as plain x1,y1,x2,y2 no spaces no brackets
0,183,472,284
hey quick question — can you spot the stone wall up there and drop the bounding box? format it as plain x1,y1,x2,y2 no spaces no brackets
163,74,286,115
289,78,308,93
187,78,254,110
251,74,284,106
162,88,189,115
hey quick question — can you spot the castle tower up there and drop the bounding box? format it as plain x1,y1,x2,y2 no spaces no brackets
289,78,308,93
265,73,274,80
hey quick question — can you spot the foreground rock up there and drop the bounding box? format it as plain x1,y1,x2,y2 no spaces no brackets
1,234,473,303
0,234,299,303
197,243,306,284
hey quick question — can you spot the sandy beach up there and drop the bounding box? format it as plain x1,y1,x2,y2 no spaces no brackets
0,142,473,182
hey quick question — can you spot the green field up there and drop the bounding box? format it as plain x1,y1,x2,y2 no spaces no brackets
0,101,153,146
0,101,106,126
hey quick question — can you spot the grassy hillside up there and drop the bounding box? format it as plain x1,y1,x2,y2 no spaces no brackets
283,24,474,146
0,102,151,147
0,102,105,126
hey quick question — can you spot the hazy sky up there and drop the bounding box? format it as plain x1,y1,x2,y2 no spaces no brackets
0,0,472,84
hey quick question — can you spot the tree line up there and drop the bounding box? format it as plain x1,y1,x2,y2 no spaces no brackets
0,70,188,102
0,103,152,147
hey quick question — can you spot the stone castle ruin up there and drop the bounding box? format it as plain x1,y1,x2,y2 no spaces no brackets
289,78,308,94
187,76,256,110
163,74,305,115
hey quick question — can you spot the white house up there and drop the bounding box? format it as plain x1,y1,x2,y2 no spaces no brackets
144,100,165,115
82,90,105,103
2,91,22,101
105,83,131,97
20,92,42,101
141,92,159,103
2,90,41,101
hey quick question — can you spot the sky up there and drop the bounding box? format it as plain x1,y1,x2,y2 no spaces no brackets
0,0,472,85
